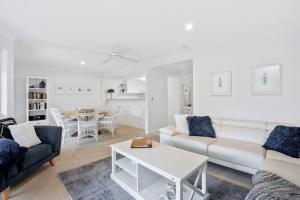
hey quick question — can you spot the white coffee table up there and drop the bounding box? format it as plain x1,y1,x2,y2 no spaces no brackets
110,140,209,200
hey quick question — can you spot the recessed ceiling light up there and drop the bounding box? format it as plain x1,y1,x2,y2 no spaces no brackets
185,23,194,31
136,76,146,81
80,61,86,65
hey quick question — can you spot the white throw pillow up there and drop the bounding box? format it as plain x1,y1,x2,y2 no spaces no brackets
174,114,191,134
9,123,41,147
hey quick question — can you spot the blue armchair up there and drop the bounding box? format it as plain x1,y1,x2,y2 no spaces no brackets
0,126,62,200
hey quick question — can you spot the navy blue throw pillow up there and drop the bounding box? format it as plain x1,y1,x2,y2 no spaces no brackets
263,126,300,158
0,138,28,169
186,116,216,138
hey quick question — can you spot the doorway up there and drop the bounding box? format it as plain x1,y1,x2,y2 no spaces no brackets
146,60,193,133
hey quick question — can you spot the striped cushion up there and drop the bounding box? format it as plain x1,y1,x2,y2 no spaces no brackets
246,170,300,200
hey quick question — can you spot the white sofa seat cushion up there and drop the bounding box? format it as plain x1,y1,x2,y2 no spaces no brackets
266,150,300,166
172,134,216,155
263,159,300,187
208,138,266,170
159,126,180,136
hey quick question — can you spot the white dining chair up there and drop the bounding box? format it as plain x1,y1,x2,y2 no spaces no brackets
49,108,77,143
98,106,120,138
77,106,96,114
76,111,99,144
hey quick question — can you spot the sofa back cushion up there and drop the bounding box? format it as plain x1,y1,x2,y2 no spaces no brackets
174,114,190,134
212,118,268,145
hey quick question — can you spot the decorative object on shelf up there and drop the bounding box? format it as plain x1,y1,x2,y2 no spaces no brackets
212,71,232,96
251,65,281,95
65,84,75,95
39,80,46,88
106,89,115,99
55,84,64,94
84,85,94,95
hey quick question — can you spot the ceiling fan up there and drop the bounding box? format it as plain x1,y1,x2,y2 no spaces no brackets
85,44,139,64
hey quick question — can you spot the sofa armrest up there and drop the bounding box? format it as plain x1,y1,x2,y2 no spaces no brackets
159,126,180,136
35,126,62,154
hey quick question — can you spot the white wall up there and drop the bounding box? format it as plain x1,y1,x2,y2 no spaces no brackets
14,61,103,123
146,68,168,133
193,31,300,123
103,79,145,129
0,35,14,117
143,30,300,127
167,76,180,124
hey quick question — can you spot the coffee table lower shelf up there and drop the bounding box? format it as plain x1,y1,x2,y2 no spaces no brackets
111,153,208,200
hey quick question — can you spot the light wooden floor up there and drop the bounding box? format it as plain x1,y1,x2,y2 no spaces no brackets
6,125,251,200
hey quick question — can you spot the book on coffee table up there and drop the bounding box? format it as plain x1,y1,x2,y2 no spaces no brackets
131,137,152,148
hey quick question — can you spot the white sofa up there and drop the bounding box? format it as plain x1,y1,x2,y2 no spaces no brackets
159,115,300,187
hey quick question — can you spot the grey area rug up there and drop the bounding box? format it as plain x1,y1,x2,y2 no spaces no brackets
59,157,249,200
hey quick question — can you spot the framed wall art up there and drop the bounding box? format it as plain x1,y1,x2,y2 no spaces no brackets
75,86,84,95
55,84,64,94
65,84,75,95
212,71,232,96
84,85,94,95
251,65,281,95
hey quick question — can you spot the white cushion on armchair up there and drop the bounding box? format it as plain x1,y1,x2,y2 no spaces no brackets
9,122,41,148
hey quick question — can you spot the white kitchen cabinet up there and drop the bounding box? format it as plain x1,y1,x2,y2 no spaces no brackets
126,80,145,94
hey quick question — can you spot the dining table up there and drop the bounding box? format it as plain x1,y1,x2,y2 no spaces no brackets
62,110,108,120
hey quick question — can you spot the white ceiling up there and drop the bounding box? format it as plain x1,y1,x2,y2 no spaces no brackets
0,0,299,76
158,60,193,75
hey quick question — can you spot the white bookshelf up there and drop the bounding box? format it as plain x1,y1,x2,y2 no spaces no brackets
26,76,49,125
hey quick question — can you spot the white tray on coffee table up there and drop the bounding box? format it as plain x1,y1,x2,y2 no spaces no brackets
110,140,209,200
